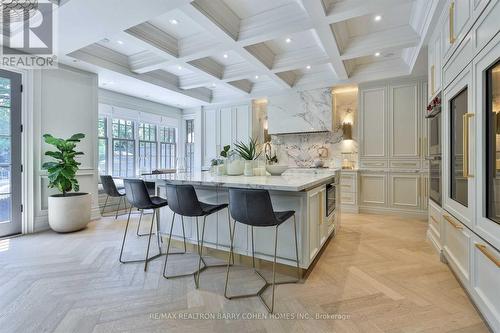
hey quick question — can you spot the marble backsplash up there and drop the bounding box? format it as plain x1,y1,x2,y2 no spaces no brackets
265,88,358,168
270,131,358,168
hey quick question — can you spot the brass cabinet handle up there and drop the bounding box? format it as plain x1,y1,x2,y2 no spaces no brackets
449,1,456,44
462,113,474,178
443,214,463,230
475,243,500,268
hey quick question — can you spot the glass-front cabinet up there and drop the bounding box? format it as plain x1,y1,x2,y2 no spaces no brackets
443,65,475,228
475,37,500,250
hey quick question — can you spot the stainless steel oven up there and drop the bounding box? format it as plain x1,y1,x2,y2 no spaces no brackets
326,183,336,217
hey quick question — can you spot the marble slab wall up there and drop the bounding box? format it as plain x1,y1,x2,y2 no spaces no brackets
264,88,358,168
267,88,332,134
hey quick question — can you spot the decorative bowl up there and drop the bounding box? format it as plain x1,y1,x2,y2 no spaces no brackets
266,164,288,176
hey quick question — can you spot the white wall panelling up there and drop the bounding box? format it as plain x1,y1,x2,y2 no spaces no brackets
32,65,99,232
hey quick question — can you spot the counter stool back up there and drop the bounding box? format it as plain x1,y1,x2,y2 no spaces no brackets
225,187,301,313
163,184,231,289
100,175,126,219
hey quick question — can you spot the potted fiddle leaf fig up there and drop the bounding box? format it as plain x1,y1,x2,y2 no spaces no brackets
42,133,91,233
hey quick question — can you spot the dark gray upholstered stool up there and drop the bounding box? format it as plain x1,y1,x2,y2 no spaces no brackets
162,184,231,289
119,179,175,271
225,188,300,313
100,175,126,219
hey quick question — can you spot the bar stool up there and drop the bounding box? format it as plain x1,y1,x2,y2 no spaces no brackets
162,184,231,289
224,188,300,313
119,179,177,271
100,175,126,219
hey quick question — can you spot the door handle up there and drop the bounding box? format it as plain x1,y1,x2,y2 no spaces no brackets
462,113,474,178
449,1,456,44
443,214,463,230
475,243,500,268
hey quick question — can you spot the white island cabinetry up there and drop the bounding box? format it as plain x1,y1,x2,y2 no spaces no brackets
154,171,340,269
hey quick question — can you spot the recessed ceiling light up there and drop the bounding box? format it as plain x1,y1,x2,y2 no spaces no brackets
177,65,182,70
211,83,217,88
101,38,110,43
223,53,228,59
117,40,124,45
374,52,381,57
374,15,382,21
285,37,292,43
306,65,311,70
255,75,259,79
169,19,178,25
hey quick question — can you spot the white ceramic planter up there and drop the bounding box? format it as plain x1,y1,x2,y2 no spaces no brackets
48,193,91,233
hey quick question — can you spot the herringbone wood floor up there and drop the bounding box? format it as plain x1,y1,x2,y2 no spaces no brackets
0,213,490,333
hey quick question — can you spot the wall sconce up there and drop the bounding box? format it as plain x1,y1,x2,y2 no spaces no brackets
342,122,352,140
263,116,271,142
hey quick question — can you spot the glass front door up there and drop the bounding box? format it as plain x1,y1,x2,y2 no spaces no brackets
450,88,469,207
0,70,22,237
486,60,500,224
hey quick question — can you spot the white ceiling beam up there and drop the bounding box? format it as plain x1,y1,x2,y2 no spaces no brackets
128,51,169,74
324,0,415,24
300,0,348,80
340,26,420,60
237,3,313,45
181,2,293,89
69,44,212,103
271,46,330,73
57,0,194,55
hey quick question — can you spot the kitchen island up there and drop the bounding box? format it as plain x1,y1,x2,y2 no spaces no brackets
153,170,340,269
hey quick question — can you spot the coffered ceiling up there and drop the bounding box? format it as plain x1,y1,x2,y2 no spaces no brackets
57,0,440,107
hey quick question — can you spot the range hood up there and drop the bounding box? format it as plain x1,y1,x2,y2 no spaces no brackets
267,88,333,135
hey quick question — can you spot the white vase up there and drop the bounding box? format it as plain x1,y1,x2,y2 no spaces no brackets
216,164,225,176
48,193,91,233
244,160,254,176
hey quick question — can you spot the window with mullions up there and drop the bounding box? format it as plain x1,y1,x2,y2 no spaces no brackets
138,123,157,174
185,119,194,172
112,119,135,177
159,127,176,169
98,117,108,175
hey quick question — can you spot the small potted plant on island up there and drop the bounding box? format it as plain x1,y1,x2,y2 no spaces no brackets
265,146,288,176
234,137,261,176
42,133,91,233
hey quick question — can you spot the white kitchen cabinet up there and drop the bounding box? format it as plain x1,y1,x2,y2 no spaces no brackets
442,213,472,287
473,31,500,251
389,173,421,211
470,234,500,332
428,200,443,251
359,172,387,208
340,171,358,213
428,32,442,100
360,87,387,159
308,187,323,261
442,0,473,63
201,103,252,168
389,83,420,159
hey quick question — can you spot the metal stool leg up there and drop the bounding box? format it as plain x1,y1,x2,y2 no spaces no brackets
101,195,109,215
136,209,144,236
115,196,122,219
144,209,157,271
162,213,195,280
224,215,300,313
120,206,162,265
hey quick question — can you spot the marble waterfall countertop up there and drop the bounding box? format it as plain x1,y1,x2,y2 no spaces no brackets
150,170,337,192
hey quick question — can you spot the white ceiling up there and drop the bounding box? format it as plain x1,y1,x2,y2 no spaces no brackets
54,0,439,108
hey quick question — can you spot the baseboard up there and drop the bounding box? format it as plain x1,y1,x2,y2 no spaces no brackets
341,205,359,213
359,206,428,219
